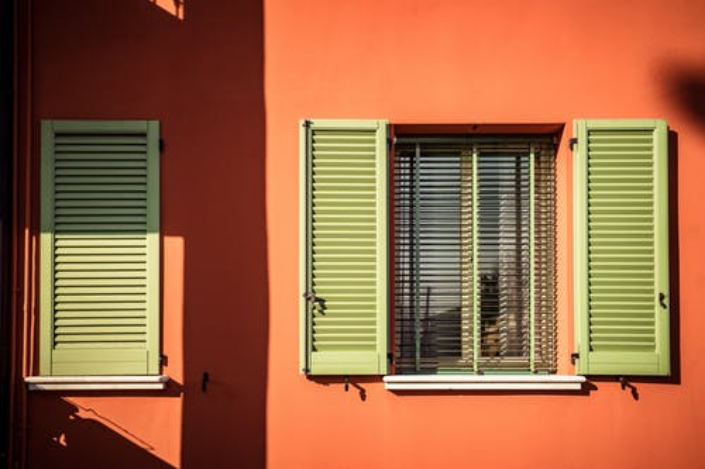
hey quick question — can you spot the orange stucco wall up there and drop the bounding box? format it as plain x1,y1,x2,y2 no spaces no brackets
13,0,705,468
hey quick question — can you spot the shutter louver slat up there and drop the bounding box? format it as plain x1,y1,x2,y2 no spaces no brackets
41,120,160,376
301,120,388,375
574,119,670,375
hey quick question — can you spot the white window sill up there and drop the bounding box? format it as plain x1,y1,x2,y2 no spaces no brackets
25,375,169,391
383,374,586,391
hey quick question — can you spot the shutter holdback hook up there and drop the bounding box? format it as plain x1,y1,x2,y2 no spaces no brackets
618,377,639,400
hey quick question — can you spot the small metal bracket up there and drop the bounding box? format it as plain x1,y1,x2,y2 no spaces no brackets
569,137,578,151
571,352,579,365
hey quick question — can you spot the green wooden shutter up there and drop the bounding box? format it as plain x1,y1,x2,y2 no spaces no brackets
300,119,388,375
40,120,160,375
574,119,669,375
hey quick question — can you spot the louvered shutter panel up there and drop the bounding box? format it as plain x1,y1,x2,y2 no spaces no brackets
40,120,160,375
574,119,670,375
300,119,388,375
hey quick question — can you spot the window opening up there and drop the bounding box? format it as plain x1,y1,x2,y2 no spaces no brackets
394,135,556,373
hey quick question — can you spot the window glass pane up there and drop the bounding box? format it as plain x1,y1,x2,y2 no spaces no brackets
477,150,529,363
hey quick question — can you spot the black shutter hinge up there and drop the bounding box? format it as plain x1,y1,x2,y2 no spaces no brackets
159,138,165,153
303,291,318,306
571,352,579,365
569,137,578,151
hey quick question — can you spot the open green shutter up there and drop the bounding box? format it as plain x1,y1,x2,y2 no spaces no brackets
40,120,160,375
300,119,388,375
574,119,669,375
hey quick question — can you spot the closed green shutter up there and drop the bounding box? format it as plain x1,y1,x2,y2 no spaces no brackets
40,120,160,375
300,119,388,375
574,119,669,375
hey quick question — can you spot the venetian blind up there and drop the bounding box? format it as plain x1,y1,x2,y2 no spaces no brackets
394,136,556,373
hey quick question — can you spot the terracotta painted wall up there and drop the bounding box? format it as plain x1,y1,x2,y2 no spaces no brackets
264,0,705,468
13,0,705,468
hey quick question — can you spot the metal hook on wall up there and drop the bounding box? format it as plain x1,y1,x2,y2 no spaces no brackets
202,372,210,392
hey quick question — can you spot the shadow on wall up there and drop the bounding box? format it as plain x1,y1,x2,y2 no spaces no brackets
666,66,705,127
667,130,681,387
29,394,179,469
26,0,267,467
160,0,268,468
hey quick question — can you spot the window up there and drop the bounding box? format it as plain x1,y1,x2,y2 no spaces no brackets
300,119,670,378
393,135,555,373
39,120,161,376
